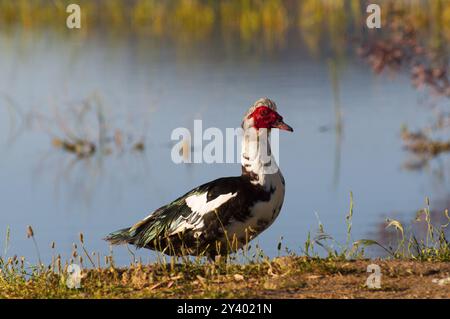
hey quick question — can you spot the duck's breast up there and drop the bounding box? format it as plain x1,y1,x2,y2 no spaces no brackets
224,172,285,245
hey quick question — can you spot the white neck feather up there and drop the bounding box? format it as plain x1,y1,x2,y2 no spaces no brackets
241,128,280,187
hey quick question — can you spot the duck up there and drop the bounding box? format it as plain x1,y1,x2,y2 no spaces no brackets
105,97,293,260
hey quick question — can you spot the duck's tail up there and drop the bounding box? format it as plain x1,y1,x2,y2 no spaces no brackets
104,215,161,248
104,227,134,245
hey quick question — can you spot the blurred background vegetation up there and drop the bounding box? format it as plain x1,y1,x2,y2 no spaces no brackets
0,0,449,56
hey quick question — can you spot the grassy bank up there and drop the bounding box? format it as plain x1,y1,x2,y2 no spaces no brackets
0,257,449,298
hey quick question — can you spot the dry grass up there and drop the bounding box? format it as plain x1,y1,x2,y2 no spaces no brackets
1,256,449,298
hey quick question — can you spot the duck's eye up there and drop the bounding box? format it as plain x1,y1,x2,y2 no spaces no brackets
260,109,269,116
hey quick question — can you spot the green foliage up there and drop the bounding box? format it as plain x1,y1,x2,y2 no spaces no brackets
385,198,450,261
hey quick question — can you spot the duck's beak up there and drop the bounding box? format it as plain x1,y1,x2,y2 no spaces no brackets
273,119,293,132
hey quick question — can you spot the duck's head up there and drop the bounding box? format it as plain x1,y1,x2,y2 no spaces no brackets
242,97,293,132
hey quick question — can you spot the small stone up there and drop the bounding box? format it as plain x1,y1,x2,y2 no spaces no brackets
233,274,244,281
432,277,450,286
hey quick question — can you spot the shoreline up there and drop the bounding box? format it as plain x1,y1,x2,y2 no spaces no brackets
1,256,449,299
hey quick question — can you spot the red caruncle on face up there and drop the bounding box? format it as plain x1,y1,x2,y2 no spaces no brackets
248,106,282,130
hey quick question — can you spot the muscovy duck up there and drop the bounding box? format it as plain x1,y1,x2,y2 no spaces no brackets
105,97,293,259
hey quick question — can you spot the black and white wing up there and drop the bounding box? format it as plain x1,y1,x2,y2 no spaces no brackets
105,177,246,249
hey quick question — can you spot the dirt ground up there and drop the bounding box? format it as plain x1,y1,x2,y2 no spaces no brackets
1,257,449,298
113,258,450,299
258,260,450,298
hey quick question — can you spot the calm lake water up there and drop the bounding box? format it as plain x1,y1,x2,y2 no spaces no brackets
0,29,448,265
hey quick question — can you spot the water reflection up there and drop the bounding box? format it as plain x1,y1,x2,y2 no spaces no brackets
368,196,449,258
356,12,450,254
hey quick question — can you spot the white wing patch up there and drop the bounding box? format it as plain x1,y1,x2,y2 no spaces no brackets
186,192,237,214
168,191,237,236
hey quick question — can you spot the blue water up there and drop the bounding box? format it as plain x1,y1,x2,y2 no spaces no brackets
0,30,448,265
